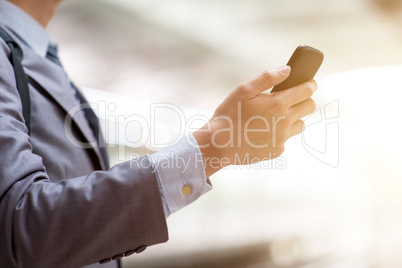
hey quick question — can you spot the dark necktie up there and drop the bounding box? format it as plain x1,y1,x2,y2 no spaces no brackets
46,43,62,66
46,44,81,103
46,44,110,169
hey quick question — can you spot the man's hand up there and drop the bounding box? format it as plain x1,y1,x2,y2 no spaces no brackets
193,66,317,177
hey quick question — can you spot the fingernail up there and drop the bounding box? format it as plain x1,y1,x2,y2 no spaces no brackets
278,65,290,75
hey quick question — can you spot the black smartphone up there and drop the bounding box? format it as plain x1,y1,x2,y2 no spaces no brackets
271,45,324,93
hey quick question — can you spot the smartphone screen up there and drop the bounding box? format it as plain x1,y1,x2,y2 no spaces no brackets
271,45,324,93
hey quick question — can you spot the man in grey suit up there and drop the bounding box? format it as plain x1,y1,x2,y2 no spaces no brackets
0,0,318,267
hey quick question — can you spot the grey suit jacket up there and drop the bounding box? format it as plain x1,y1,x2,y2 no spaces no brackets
0,27,168,268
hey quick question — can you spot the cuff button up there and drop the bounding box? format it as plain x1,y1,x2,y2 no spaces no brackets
99,258,112,264
135,245,147,254
182,185,192,196
124,250,136,257
112,254,124,260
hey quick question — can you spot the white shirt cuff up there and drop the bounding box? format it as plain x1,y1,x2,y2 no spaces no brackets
150,134,212,218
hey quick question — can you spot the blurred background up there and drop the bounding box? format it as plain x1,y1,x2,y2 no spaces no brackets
49,0,402,267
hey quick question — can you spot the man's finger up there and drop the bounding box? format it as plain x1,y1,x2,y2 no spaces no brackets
235,66,291,99
289,98,317,120
275,80,317,106
289,119,305,137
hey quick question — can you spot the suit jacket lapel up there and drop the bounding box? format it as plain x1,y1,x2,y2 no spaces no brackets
20,43,107,170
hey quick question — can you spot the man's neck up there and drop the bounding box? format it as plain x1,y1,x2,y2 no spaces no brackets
7,0,60,27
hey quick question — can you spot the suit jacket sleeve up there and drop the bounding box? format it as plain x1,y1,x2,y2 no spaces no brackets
0,35,168,268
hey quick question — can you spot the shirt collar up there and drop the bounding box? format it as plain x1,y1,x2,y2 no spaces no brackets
0,0,52,57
